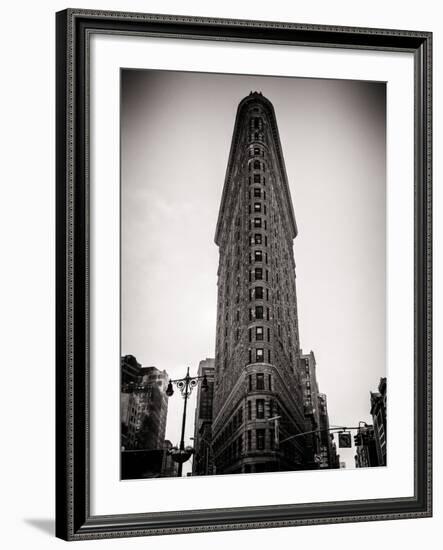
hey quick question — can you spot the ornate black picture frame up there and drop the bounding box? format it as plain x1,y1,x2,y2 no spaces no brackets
55,8,432,541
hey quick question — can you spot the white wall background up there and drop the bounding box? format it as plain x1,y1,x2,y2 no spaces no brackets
0,0,440,548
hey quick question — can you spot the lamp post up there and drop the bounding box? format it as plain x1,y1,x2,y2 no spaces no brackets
165,366,208,477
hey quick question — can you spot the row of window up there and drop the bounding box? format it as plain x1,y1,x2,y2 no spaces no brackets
219,317,292,347
247,234,293,262
217,274,297,334
247,247,296,273
249,256,289,276
218,293,296,331
219,337,294,371
218,278,295,312
216,321,272,352
219,255,293,295
218,290,279,323
224,233,287,261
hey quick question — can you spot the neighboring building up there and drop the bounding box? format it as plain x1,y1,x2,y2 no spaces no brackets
211,92,310,474
192,358,215,476
137,366,169,449
121,355,142,450
355,377,387,469
370,377,387,466
317,393,339,469
120,355,169,451
299,351,322,468
354,425,379,468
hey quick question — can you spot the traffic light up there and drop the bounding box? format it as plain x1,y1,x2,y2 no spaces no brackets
354,434,362,447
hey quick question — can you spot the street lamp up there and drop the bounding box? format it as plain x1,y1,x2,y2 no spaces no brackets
165,366,208,477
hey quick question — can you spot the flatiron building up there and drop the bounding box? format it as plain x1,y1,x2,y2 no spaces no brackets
212,92,309,474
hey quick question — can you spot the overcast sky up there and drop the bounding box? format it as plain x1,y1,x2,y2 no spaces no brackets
121,69,386,471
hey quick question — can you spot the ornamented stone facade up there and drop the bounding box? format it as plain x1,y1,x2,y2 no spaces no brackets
212,92,309,474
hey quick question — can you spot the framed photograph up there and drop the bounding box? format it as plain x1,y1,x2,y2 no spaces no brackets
55,9,432,541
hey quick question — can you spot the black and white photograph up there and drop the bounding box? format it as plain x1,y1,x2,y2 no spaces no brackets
1,0,437,545
120,69,387,480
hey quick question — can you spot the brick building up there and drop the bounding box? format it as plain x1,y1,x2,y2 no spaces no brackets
211,92,313,474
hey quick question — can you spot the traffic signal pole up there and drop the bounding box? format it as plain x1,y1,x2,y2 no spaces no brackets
279,425,368,445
